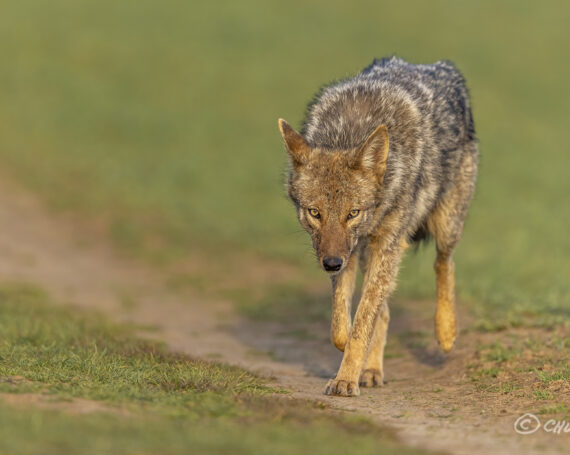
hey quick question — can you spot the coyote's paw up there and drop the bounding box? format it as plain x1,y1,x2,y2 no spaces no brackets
359,368,384,388
435,315,457,353
324,378,360,397
437,335,456,353
435,304,458,353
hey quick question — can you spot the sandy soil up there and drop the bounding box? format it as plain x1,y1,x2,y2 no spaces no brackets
0,179,566,455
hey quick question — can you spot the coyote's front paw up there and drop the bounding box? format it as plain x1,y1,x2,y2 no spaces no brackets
324,378,360,397
359,368,384,387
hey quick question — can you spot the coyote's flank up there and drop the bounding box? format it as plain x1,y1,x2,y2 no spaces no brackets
278,57,478,397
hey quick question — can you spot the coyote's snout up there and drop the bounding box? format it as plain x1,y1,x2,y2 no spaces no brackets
278,57,478,397
322,257,343,273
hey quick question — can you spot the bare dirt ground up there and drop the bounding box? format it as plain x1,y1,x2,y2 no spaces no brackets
0,179,566,455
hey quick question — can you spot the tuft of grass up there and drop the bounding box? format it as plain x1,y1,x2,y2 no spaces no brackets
533,389,554,401
473,367,501,380
535,367,570,384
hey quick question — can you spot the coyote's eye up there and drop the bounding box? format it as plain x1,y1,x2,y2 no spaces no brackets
347,209,360,220
308,208,321,219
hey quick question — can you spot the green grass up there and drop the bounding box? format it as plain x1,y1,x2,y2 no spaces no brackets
466,332,569,407
537,404,570,417
0,406,436,455
0,283,436,455
533,389,554,400
0,284,271,413
535,367,570,384
0,1,569,328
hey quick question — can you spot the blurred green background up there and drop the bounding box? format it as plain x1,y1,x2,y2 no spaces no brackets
0,0,569,326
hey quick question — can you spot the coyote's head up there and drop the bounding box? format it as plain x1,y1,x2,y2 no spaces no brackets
278,119,389,274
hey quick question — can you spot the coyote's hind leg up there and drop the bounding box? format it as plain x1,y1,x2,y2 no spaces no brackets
433,252,457,353
428,144,478,353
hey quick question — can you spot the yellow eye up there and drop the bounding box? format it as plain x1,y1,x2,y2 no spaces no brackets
347,209,360,220
308,208,320,219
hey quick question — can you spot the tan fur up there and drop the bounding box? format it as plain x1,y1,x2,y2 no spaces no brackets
279,58,478,397
427,149,478,352
360,302,389,387
326,238,402,397
331,251,358,351
355,124,389,184
278,119,311,166
434,255,457,352
281,120,477,396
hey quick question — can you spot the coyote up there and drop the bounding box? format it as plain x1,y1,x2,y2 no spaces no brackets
278,57,478,397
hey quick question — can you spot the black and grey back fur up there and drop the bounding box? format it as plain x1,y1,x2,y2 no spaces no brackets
301,57,477,244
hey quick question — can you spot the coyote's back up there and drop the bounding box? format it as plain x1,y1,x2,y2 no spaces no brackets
303,56,475,150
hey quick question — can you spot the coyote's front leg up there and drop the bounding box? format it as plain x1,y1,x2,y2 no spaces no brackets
330,251,359,351
359,302,389,387
325,241,402,397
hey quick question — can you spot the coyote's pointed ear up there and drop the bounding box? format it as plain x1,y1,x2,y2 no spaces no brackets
353,124,389,183
278,119,311,167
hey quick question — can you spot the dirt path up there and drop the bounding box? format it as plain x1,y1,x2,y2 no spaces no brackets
0,180,566,455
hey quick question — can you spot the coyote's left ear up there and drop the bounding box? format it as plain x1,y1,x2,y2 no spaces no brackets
353,124,389,184
278,119,311,167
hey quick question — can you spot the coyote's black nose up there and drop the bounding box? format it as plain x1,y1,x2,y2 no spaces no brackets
323,257,343,272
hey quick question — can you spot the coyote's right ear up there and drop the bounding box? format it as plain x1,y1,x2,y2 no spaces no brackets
353,124,390,184
278,119,311,167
